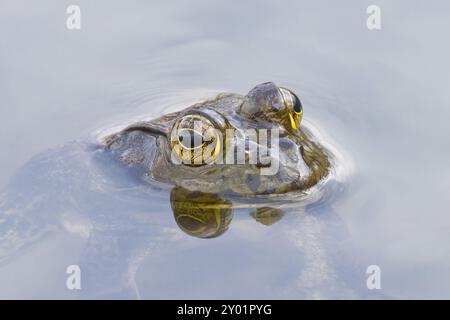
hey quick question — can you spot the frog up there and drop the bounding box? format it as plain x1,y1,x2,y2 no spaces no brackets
104,82,332,197
103,82,335,239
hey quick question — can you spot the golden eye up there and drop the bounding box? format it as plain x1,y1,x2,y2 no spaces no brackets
279,87,303,129
170,114,221,165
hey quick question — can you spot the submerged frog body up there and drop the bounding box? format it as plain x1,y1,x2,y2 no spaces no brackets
105,82,332,197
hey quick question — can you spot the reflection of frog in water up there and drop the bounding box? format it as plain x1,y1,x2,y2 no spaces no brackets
171,186,284,238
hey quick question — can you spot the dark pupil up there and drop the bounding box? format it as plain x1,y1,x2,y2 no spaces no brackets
178,130,204,149
292,93,303,113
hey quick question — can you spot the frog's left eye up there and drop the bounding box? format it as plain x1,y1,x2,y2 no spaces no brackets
170,114,221,165
279,87,303,129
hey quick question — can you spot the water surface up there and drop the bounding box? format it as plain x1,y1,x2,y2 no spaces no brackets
1,0,450,299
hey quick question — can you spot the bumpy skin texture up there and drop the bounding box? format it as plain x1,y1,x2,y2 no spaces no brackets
104,83,331,197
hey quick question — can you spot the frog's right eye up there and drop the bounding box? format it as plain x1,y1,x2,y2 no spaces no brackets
170,114,221,165
279,87,303,129
240,82,304,130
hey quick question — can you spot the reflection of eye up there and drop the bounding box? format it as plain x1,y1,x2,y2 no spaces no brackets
170,186,233,238
279,87,303,129
170,114,221,165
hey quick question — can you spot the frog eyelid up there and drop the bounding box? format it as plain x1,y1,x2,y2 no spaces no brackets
188,108,227,130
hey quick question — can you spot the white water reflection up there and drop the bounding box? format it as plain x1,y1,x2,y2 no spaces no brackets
1,0,450,298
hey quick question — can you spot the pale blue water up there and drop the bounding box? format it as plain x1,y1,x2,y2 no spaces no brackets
1,0,450,299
